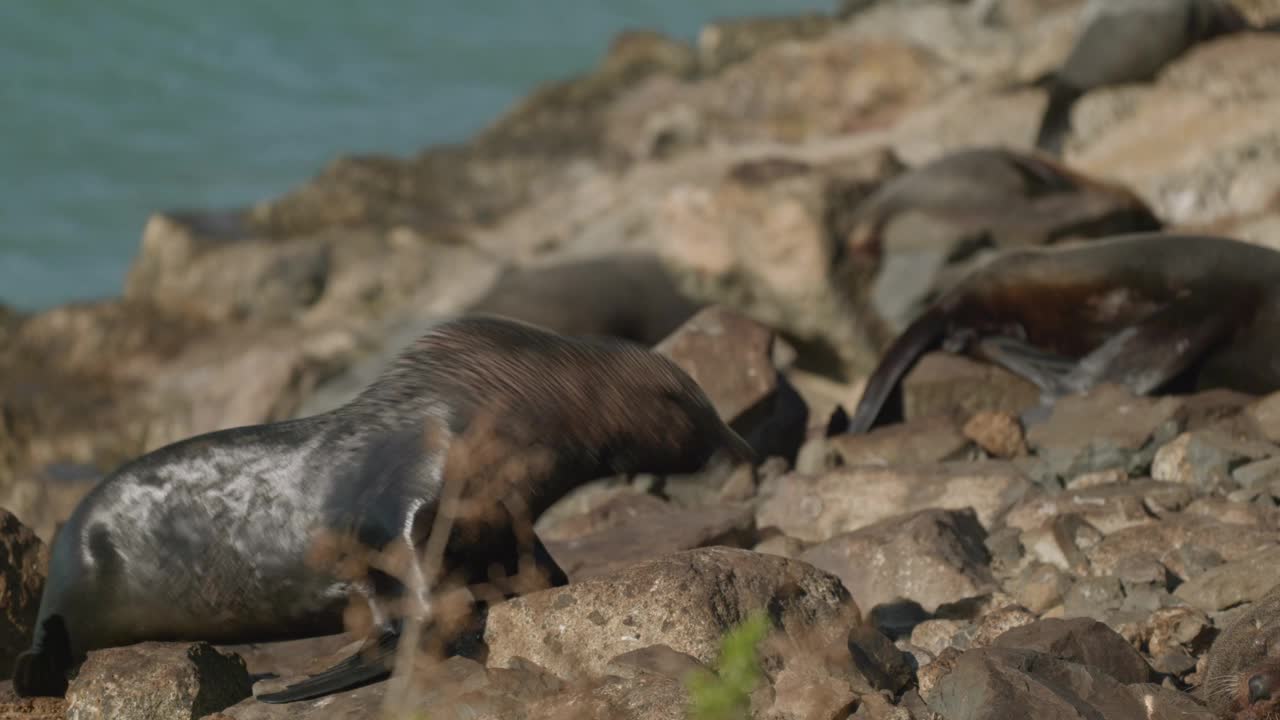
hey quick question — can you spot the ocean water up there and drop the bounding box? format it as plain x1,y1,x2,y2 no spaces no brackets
0,0,830,311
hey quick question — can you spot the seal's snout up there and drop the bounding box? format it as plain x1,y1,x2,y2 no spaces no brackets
1251,671,1277,704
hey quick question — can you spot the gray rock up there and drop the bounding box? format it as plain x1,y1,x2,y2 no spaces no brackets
1234,456,1280,488
1027,384,1186,481
757,461,1031,543
1062,576,1125,622
66,642,252,720
1019,513,1102,575
799,508,996,614
1151,429,1278,491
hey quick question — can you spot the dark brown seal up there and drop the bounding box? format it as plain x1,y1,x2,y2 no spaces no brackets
1202,583,1280,719
464,253,703,345
1034,0,1251,155
844,232,1280,434
12,314,755,702
831,146,1162,344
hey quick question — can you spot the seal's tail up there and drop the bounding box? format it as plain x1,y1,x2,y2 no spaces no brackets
255,628,399,704
13,615,73,697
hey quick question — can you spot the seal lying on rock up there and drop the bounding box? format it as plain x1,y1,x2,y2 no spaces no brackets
1034,0,1252,155
843,232,1280,434
833,146,1162,339
1202,584,1280,719
12,315,756,703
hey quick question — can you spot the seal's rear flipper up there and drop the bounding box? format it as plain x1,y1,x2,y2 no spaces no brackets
1062,291,1238,396
971,336,1079,396
255,628,399,704
845,306,949,434
12,615,73,698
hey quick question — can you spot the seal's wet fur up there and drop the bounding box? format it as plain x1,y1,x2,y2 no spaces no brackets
14,314,755,701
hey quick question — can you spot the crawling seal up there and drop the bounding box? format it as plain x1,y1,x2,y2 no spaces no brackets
13,314,756,702
844,232,1280,434
1034,0,1251,154
1203,583,1280,718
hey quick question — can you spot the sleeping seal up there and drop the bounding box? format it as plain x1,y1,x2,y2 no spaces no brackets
844,232,1280,434
13,314,756,702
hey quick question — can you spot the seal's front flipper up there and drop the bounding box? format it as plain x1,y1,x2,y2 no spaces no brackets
255,626,399,704
1062,291,1238,397
971,335,1079,396
12,615,74,698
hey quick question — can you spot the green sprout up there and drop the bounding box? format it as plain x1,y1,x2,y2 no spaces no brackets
685,611,771,720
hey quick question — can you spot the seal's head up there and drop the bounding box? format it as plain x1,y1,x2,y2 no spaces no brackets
1203,588,1280,719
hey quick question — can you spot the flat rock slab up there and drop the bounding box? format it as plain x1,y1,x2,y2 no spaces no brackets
1174,544,1280,613
1003,480,1193,535
66,642,252,720
543,503,756,581
0,509,48,678
1086,514,1278,579
799,508,996,614
757,461,1031,543
989,617,1152,684
484,547,860,680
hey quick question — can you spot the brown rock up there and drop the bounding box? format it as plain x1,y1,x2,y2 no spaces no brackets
923,647,1212,719
799,508,997,614
483,547,860,681
900,353,1041,425
1009,563,1075,614
0,510,47,678
1019,514,1102,575
804,416,973,474
543,502,756,581
655,305,807,461
65,642,252,720
757,461,1031,544
990,617,1152,684
963,411,1027,459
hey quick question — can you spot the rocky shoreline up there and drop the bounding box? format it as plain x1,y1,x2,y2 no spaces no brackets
4,0,1280,718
